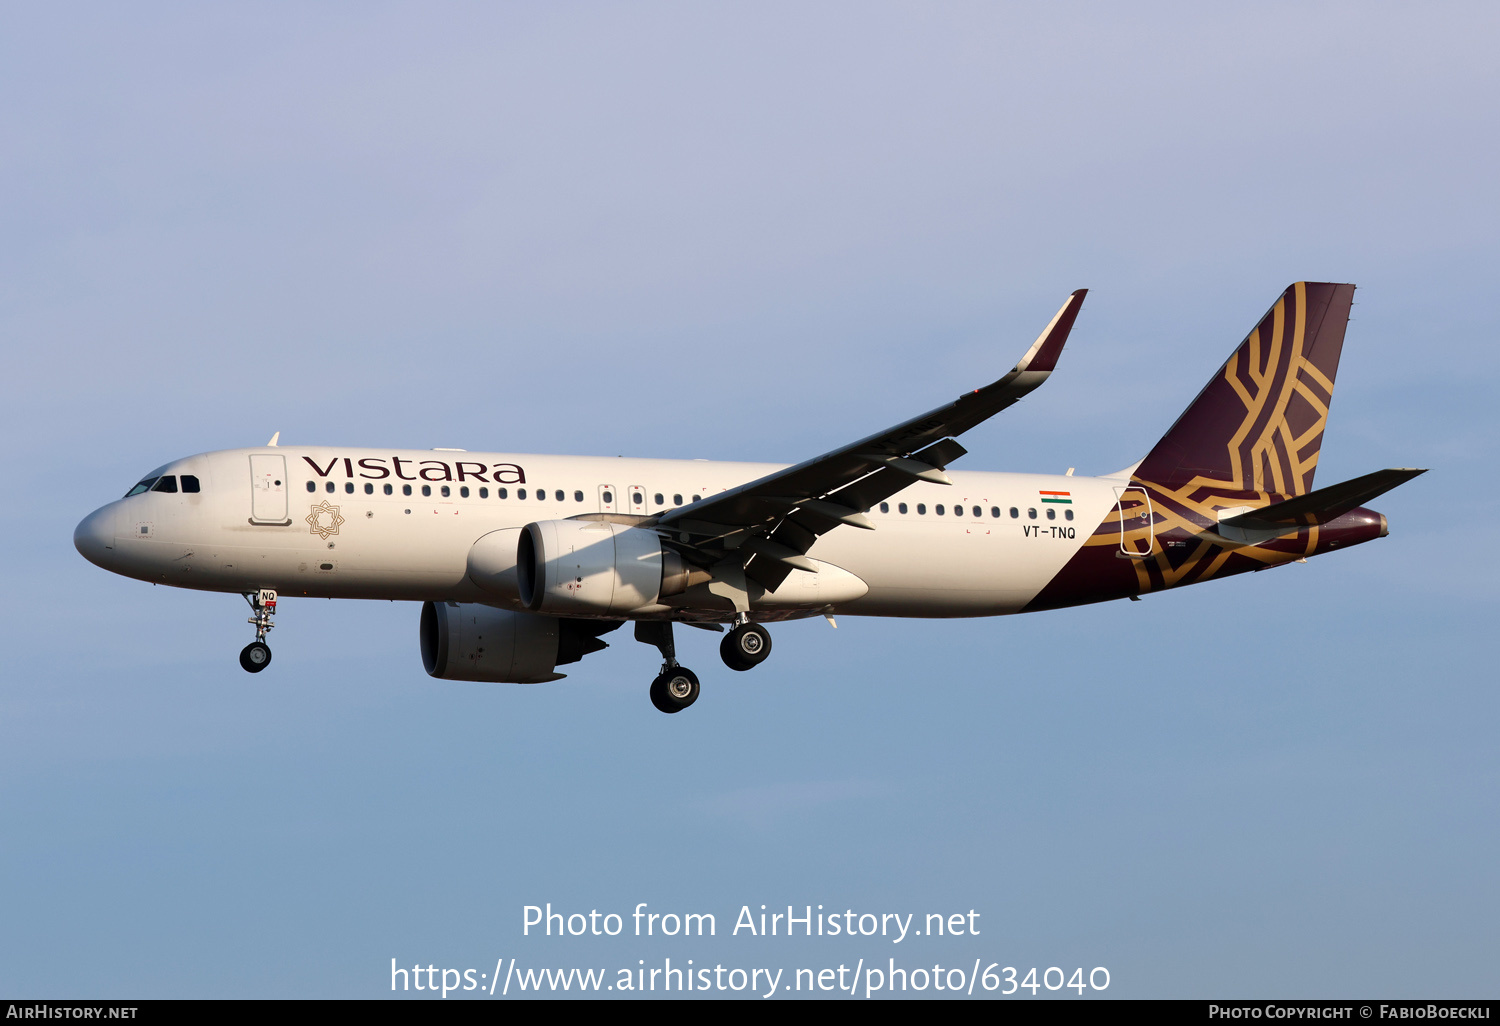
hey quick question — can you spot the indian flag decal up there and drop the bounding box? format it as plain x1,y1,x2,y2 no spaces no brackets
1039,490,1072,504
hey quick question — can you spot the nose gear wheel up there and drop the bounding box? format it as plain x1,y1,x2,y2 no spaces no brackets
239,641,272,673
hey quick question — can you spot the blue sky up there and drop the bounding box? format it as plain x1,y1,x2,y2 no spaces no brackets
2,2,1496,998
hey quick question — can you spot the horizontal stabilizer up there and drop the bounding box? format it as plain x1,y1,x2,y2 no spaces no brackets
1220,468,1427,530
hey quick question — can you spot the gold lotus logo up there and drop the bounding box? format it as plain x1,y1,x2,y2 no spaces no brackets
306,501,345,540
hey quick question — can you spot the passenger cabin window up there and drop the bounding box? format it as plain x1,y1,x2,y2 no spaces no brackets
1010,507,1019,518
402,484,412,496
898,503,908,514
325,482,335,493
917,504,927,515
538,490,546,501
673,493,683,506
152,476,178,493
1028,508,1037,519
125,477,160,497
518,488,527,499
364,483,373,495
936,504,945,515
306,481,316,492
879,502,889,513
990,507,1000,518
422,485,432,497
1065,509,1074,521
654,492,664,506
1046,508,1055,520
497,488,508,499
479,487,488,498
555,490,564,502
602,491,612,504
574,490,584,502
631,492,643,505
345,482,354,494
972,506,981,518
692,494,701,502
441,485,451,497
384,484,393,495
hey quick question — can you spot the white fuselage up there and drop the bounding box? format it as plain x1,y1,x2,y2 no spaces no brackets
76,446,1117,618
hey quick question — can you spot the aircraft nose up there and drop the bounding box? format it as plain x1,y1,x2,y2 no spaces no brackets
74,505,117,568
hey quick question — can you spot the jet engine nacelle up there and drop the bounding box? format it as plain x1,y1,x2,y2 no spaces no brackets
419,601,617,683
517,519,692,615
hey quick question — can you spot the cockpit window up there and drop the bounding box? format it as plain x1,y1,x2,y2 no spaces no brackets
181,475,200,493
152,476,179,493
125,477,159,497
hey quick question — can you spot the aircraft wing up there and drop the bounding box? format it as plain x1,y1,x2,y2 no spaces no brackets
653,289,1088,591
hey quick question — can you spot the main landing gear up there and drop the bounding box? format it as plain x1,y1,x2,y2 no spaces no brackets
720,615,772,671
634,616,775,714
635,621,699,714
651,666,701,715
239,589,277,673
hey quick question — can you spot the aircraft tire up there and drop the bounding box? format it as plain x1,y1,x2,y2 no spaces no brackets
650,667,700,713
239,642,272,673
720,624,771,671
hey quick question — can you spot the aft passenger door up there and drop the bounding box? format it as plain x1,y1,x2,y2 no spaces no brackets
1111,485,1155,559
250,454,290,524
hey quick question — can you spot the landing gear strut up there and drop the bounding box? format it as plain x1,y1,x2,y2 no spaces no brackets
635,621,699,714
240,589,277,673
721,614,772,671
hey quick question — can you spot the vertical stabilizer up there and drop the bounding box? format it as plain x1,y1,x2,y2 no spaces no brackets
1134,282,1354,497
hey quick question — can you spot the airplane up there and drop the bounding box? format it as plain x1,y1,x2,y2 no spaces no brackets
74,282,1424,714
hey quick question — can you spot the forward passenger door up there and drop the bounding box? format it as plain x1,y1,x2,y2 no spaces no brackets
250,454,290,525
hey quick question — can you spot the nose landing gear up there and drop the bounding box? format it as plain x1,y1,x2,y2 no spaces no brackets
240,589,277,673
